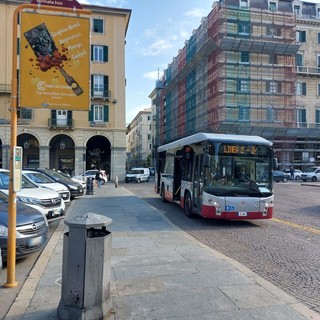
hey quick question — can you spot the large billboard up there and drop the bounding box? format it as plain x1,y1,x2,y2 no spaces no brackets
20,12,90,110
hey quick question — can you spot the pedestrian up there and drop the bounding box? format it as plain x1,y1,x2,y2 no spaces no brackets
95,168,103,188
290,167,294,180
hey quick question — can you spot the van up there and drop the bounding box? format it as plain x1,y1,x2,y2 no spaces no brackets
125,168,150,183
301,167,320,182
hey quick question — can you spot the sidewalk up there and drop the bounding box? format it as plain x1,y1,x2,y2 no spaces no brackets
4,184,320,320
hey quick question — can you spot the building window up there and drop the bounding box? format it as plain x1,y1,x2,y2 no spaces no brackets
318,33,320,44
266,26,281,37
19,108,32,119
269,1,278,11
269,54,278,64
239,0,249,7
316,109,320,126
266,107,275,122
91,45,108,62
294,5,301,16
296,82,307,96
91,75,109,98
239,106,250,121
296,53,303,66
238,79,249,92
238,23,250,35
89,105,109,122
240,52,250,63
266,81,281,93
318,8,320,18
297,109,306,126
317,83,320,96
93,18,104,33
296,30,306,42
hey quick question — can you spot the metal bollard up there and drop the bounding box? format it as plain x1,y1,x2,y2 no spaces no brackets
114,176,118,188
57,213,112,320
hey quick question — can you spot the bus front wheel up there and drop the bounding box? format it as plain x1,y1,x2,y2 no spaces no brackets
184,192,194,218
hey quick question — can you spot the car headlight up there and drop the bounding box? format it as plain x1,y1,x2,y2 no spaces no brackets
69,185,78,190
17,196,40,205
0,225,8,236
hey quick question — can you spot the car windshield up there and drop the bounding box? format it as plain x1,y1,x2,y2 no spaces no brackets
0,172,37,189
25,172,55,183
42,170,70,182
303,167,318,173
128,169,143,174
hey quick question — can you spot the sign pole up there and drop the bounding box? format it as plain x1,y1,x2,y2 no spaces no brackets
3,3,91,288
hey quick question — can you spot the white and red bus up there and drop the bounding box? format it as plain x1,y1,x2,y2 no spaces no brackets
156,133,275,220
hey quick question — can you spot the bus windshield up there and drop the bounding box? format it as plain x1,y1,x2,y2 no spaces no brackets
204,142,272,196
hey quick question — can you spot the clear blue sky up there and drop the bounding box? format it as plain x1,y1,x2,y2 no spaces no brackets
82,0,215,123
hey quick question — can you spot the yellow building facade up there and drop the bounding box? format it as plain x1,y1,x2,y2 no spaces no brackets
0,0,131,180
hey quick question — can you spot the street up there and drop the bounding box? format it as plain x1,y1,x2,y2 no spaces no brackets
124,179,320,315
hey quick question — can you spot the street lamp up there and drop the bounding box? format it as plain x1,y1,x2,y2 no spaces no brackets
23,140,30,149
59,139,65,150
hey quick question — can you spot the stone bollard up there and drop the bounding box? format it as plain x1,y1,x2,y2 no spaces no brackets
57,213,112,320
114,176,118,188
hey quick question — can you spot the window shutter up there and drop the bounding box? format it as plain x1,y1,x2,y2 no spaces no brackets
103,46,108,62
103,105,109,122
301,109,306,122
316,110,320,123
91,74,94,95
91,45,93,61
103,76,109,97
277,82,282,93
266,81,270,92
89,105,93,121
302,83,307,95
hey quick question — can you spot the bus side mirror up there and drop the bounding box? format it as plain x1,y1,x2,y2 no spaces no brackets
204,154,210,168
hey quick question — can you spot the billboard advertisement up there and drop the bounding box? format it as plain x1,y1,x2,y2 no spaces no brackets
20,12,90,110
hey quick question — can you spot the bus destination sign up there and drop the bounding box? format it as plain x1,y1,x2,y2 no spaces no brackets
223,145,258,155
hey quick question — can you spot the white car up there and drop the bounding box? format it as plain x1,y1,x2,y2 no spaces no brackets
22,170,71,203
283,169,302,180
0,169,65,222
73,169,108,184
301,167,320,182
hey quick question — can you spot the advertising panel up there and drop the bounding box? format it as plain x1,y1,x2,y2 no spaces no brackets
20,12,90,110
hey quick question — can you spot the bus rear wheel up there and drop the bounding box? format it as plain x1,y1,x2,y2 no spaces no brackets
184,192,194,218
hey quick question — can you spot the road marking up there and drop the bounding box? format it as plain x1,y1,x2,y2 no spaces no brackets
272,217,320,235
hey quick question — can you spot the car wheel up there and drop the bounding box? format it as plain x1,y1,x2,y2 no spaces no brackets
136,178,141,183
184,192,195,218
295,176,300,180
282,177,288,183
311,176,317,182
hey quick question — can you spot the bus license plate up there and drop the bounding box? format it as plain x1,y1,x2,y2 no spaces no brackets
238,212,247,217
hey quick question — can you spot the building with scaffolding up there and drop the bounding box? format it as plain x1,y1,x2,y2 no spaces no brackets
157,0,320,170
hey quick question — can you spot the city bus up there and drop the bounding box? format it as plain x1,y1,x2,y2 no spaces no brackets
156,133,275,220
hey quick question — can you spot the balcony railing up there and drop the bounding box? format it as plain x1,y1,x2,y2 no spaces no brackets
296,66,320,76
91,90,111,100
48,118,74,130
0,84,11,93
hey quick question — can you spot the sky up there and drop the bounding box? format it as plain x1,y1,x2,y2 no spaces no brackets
81,0,215,124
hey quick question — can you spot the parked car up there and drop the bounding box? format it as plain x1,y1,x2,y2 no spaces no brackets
273,170,289,182
125,168,150,183
56,170,87,190
32,169,84,199
282,169,302,180
0,190,48,261
23,170,71,202
0,169,64,222
301,167,320,182
73,169,108,184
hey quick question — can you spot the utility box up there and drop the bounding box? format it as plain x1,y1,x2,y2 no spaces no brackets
57,213,112,320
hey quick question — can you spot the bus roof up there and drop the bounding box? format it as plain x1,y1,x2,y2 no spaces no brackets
157,132,272,153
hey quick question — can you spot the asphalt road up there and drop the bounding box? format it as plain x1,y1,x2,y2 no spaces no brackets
124,179,320,316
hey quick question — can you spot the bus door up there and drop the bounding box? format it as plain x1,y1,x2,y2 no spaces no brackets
173,151,182,201
193,155,203,212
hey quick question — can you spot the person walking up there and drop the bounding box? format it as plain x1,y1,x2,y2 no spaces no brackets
95,168,103,188
290,167,294,180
